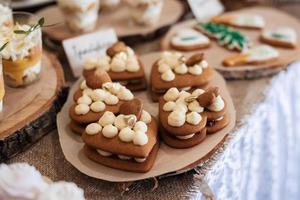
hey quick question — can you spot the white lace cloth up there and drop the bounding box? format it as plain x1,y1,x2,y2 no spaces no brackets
193,62,300,200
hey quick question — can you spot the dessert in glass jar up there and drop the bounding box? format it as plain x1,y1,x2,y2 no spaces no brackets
101,0,121,10
0,3,13,32
58,0,100,33
126,0,164,26
0,12,42,87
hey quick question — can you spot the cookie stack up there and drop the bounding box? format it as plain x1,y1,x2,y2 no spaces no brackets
82,98,159,172
159,86,230,148
150,52,215,101
83,42,147,91
69,69,135,135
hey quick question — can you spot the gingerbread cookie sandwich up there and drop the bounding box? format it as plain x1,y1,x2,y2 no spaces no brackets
159,87,229,148
195,22,250,52
170,28,210,51
212,14,265,29
261,27,297,49
223,45,279,67
83,42,146,91
69,69,135,135
82,98,159,173
150,52,215,101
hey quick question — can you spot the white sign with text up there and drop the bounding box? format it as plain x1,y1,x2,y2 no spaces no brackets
62,28,118,77
188,0,224,21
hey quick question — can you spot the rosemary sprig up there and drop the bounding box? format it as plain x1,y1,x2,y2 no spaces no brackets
13,17,59,35
0,42,9,52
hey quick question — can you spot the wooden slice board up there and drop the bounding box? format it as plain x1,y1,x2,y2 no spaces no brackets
56,52,236,182
36,0,184,43
161,7,300,79
0,52,66,161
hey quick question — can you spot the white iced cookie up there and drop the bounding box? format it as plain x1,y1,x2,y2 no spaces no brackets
126,57,140,72
117,87,134,101
171,28,210,48
98,111,116,126
207,95,225,112
102,124,118,138
110,53,127,72
163,87,179,101
163,101,176,112
119,127,134,142
168,111,186,127
90,101,106,112
158,63,171,73
188,100,204,113
77,95,92,105
86,123,102,135
75,104,90,115
174,63,188,74
262,27,297,47
114,114,127,130
188,64,203,75
133,131,148,146
161,69,175,81
140,110,152,124
186,112,202,125
90,89,107,101
133,121,147,133
104,94,119,105
231,14,265,29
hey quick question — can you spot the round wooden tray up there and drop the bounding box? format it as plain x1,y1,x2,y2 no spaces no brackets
161,7,300,79
56,52,236,182
0,51,66,161
36,0,184,44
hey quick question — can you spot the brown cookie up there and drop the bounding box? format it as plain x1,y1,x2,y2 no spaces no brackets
73,89,83,102
206,112,230,134
82,117,158,158
160,127,207,149
83,142,159,173
69,120,86,136
202,99,228,121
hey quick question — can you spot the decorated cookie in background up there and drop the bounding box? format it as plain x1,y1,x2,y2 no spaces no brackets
69,69,135,135
83,42,147,91
195,22,250,52
170,28,210,51
159,86,230,148
223,45,279,67
82,98,159,173
212,14,265,29
261,27,297,49
150,52,215,102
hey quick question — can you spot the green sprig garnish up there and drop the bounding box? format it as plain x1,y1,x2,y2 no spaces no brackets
0,42,9,52
13,17,59,35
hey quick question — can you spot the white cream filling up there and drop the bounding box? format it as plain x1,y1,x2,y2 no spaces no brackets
65,9,98,28
95,149,147,162
176,133,195,140
215,116,224,121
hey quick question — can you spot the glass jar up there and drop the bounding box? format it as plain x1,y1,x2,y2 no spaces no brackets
1,12,42,87
57,0,100,33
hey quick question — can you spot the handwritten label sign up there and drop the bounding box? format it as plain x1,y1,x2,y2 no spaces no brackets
188,0,224,21
62,28,118,77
